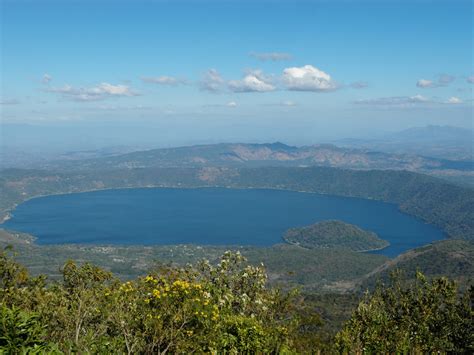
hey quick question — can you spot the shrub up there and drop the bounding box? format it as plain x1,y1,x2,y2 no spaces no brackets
336,271,474,353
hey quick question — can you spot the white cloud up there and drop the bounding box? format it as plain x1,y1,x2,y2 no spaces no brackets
199,69,225,92
355,94,469,107
141,76,187,86
410,94,430,102
97,83,134,95
416,79,436,88
0,98,20,105
95,104,151,111
45,83,139,101
201,101,239,109
354,95,431,106
262,100,298,107
201,65,341,94
445,96,462,104
42,73,52,84
467,76,474,84
249,52,292,61
282,65,337,92
416,74,455,88
228,70,275,93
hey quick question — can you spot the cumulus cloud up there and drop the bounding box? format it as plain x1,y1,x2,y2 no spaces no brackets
45,83,139,102
355,94,469,107
445,96,462,104
354,95,431,106
282,65,337,92
350,81,369,89
467,76,474,84
416,79,436,88
416,74,455,88
249,52,292,61
141,76,187,86
0,98,20,105
199,69,225,93
95,104,151,111
202,101,238,108
262,100,298,107
42,73,52,84
200,65,339,94
228,70,275,93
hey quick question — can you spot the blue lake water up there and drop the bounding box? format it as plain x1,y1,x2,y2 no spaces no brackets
3,188,445,257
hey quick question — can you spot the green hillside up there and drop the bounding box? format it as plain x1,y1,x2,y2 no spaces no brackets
358,239,474,291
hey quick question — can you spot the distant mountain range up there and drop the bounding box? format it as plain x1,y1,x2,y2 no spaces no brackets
45,142,464,171
335,125,473,161
37,141,471,187
2,125,472,187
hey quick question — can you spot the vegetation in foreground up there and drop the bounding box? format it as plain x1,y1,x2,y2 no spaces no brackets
0,229,389,291
1,248,472,353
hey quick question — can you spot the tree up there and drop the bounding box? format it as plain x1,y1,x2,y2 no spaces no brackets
0,304,58,353
336,271,474,353
0,249,302,353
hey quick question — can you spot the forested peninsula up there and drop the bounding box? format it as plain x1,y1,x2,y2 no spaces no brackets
284,220,389,251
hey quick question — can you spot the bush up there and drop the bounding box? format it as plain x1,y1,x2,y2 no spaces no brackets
0,304,57,353
336,271,474,353
1,247,472,353
0,249,300,353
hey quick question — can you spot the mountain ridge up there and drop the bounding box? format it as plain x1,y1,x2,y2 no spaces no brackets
36,142,473,178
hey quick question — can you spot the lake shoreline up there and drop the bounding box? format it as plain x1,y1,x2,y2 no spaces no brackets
3,186,445,258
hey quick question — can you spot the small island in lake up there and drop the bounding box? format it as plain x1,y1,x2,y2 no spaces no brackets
283,220,389,252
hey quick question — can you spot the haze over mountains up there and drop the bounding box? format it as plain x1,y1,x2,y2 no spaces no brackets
2,125,472,187
43,141,471,174
2,125,472,165
336,125,473,161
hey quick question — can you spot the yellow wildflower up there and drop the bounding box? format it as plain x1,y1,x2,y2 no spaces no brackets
144,275,155,283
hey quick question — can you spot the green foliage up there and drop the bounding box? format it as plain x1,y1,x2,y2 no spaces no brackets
0,304,58,353
336,271,474,353
359,239,474,291
0,250,303,353
1,249,472,353
0,246,29,291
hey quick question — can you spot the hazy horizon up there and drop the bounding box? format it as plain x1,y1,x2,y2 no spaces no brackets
1,0,473,153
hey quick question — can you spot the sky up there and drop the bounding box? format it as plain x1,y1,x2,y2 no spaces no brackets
1,0,473,150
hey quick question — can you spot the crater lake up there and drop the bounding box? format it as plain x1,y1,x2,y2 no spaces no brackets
2,187,445,257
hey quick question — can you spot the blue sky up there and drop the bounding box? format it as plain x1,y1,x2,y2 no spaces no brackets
1,0,473,148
